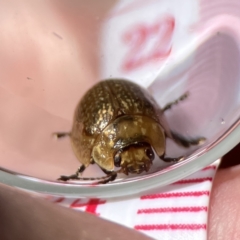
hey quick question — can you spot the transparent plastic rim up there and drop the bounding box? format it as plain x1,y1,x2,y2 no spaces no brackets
0,118,238,199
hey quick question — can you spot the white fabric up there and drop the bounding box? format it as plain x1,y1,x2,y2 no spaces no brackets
49,160,220,240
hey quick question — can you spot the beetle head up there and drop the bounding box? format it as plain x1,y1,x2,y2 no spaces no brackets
114,142,154,175
92,115,165,173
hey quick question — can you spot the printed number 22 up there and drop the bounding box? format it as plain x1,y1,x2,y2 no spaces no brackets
122,16,175,72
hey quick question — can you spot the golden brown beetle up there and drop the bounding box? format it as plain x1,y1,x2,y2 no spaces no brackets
54,79,205,184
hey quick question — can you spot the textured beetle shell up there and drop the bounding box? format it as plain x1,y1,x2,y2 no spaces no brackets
70,79,165,166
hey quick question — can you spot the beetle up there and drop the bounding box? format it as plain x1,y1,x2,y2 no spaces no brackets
54,79,205,184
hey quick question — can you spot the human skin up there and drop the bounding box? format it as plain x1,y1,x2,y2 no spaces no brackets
208,143,240,240
0,183,152,240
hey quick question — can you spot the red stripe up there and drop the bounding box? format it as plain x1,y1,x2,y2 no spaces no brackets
137,206,208,214
70,199,106,215
135,224,207,231
54,197,65,203
70,199,87,208
202,165,216,171
174,177,212,184
141,191,209,199
85,199,106,214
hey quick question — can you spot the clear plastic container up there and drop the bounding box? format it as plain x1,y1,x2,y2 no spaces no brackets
0,0,239,198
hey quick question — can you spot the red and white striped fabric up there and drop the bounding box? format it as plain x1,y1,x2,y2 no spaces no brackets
49,160,220,240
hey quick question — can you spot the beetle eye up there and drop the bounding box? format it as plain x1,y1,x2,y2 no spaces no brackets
114,153,122,167
145,148,155,161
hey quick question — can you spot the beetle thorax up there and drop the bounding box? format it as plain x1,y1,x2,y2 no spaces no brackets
91,115,165,172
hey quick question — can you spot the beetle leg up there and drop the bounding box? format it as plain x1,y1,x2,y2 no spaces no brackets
77,165,86,174
100,168,112,175
97,168,118,184
58,172,117,184
58,173,80,181
52,132,71,139
160,154,184,163
162,92,189,112
171,131,206,148
98,172,117,184
58,165,87,181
